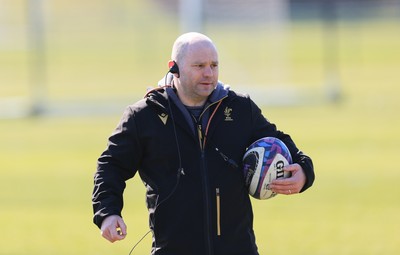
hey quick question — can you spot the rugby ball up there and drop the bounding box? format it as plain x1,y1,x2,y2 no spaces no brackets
242,137,292,200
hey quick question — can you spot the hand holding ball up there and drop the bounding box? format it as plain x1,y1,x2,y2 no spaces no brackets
242,137,292,200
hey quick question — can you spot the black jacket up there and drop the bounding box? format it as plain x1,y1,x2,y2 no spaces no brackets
92,83,314,255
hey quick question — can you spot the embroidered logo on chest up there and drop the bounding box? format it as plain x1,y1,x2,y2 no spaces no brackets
224,107,233,121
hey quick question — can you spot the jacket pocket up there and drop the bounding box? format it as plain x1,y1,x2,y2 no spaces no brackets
216,188,221,236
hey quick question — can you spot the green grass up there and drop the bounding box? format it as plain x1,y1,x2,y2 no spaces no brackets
1,1,400,254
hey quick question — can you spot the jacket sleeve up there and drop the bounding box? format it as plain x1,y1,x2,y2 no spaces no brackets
92,106,142,228
249,98,315,192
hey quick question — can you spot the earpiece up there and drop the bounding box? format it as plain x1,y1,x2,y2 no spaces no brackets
168,60,180,77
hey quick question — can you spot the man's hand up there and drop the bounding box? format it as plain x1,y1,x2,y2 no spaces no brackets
100,215,127,243
270,163,306,195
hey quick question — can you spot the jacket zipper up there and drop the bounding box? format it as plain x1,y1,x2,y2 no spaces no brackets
197,122,213,255
196,97,226,254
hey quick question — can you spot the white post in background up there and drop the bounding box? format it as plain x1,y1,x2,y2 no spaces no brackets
322,0,342,102
0,1,4,45
265,0,290,87
27,0,47,115
179,0,203,33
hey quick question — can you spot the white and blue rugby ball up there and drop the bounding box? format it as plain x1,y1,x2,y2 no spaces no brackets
242,137,292,200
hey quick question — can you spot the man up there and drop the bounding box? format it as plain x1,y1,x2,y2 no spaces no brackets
92,32,314,255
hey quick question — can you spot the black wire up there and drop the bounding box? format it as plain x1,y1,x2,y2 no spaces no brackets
128,89,184,255
128,230,152,255
127,90,236,254
205,136,239,169
214,146,239,169
167,89,184,175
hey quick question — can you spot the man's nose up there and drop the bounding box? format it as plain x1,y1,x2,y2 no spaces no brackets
203,65,213,77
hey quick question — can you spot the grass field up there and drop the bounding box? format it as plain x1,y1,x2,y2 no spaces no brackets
1,1,400,254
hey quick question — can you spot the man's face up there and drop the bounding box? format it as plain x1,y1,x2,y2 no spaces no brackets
175,41,219,106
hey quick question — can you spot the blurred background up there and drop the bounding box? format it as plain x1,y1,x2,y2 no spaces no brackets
1,0,399,254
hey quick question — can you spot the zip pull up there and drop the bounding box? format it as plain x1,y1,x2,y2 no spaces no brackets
197,124,204,150
216,188,221,236
214,147,239,169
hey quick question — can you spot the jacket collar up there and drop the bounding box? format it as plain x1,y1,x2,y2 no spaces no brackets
163,82,229,135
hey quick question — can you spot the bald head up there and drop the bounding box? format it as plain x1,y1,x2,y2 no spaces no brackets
171,32,217,65
168,32,219,106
